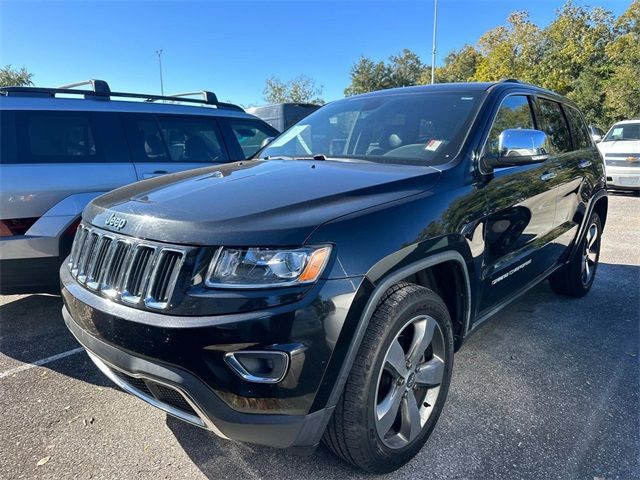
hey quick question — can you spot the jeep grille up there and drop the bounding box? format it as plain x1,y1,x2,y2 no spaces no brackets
68,224,187,310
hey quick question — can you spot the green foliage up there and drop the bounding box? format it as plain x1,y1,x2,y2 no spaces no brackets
0,65,34,87
345,49,426,96
428,45,481,83
263,75,324,104
474,11,542,83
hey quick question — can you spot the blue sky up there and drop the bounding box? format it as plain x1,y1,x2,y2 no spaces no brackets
0,0,630,106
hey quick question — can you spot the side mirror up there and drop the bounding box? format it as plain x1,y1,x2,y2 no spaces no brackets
260,137,275,148
485,129,550,168
592,134,602,143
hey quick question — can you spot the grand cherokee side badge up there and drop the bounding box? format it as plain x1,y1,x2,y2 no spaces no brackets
105,213,127,230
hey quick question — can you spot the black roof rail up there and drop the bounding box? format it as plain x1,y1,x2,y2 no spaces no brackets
0,81,245,112
499,78,521,83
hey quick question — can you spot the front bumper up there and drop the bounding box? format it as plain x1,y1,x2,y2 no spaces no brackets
61,265,363,448
605,165,640,190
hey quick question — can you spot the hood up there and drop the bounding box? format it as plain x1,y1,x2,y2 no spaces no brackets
597,140,640,156
86,159,440,246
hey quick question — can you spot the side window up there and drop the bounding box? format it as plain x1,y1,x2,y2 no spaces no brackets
0,111,17,164
484,95,535,157
537,99,572,154
226,119,276,158
564,106,591,150
156,116,228,163
123,116,169,162
15,111,103,163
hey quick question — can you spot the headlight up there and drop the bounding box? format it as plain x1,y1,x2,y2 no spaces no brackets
205,246,332,288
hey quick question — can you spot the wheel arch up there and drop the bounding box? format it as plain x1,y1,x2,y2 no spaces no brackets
323,250,471,410
592,194,608,230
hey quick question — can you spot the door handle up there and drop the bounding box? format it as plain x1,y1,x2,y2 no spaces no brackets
578,159,592,169
153,170,168,174
540,171,557,182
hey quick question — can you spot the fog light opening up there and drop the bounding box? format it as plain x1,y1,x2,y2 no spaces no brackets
224,351,289,384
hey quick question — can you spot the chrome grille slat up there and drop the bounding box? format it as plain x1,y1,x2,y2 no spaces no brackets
67,223,188,310
101,240,132,296
86,235,113,290
69,227,89,274
145,249,185,309
77,232,99,283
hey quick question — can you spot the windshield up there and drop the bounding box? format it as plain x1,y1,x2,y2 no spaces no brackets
259,91,483,166
603,123,640,142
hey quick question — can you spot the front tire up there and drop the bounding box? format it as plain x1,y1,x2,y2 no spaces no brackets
549,212,602,297
323,282,454,473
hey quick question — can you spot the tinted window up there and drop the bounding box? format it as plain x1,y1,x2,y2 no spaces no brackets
484,95,535,157
15,111,104,163
124,115,228,163
565,106,591,150
0,111,17,164
260,92,482,166
157,116,227,163
125,116,169,162
227,119,275,158
537,99,572,154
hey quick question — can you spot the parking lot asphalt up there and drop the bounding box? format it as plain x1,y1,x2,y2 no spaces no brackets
0,193,638,480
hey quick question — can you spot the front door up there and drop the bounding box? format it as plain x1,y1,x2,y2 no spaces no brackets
123,114,230,180
477,94,560,313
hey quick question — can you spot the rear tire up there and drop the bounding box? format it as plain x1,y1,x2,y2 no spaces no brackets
549,212,602,297
323,282,454,473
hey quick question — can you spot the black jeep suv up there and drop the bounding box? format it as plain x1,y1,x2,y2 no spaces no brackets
61,80,607,473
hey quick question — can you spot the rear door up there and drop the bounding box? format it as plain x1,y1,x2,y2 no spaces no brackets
478,93,560,312
1,109,137,236
123,114,231,180
550,102,604,254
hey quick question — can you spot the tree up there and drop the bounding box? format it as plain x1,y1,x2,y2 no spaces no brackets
601,0,640,124
428,45,481,83
388,49,425,88
263,75,324,104
0,65,34,87
536,2,614,95
344,56,390,96
344,49,427,96
473,11,542,83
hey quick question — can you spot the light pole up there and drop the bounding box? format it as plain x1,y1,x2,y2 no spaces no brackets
155,49,165,96
431,0,438,84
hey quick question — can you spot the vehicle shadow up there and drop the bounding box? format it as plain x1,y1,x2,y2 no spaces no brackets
166,262,639,480
165,415,366,479
0,293,111,388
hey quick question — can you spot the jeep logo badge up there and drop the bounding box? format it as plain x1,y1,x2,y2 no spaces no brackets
105,213,127,230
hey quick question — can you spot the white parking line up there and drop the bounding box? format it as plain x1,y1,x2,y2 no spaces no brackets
0,347,85,379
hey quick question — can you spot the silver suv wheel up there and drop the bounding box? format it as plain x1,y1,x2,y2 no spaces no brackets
374,314,445,449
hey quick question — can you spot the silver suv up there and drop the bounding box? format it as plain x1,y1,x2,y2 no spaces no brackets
0,80,278,294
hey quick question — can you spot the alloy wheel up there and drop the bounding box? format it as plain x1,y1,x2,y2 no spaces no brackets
581,222,600,286
374,314,445,449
